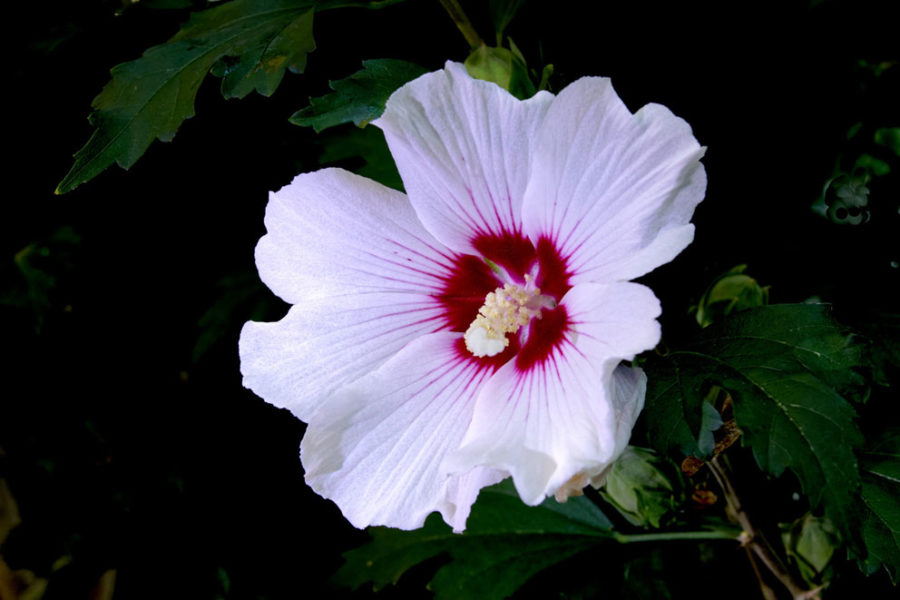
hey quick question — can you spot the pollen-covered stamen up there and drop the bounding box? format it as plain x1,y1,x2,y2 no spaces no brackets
464,275,557,358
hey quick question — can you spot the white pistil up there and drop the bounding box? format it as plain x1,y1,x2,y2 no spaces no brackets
463,276,556,358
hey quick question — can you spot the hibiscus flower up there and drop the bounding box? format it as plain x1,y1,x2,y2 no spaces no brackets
239,62,706,532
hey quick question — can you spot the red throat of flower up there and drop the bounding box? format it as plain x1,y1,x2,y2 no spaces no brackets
437,230,572,373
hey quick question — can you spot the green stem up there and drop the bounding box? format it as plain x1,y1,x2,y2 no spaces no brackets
438,0,484,49
613,530,740,544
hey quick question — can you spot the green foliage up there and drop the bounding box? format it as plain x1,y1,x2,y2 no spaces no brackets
781,514,839,584
696,397,725,455
203,6,316,100
0,226,80,332
602,447,674,528
57,0,410,194
489,0,527,42
316,126,403,190
858,429,900,583
57,0,317,194
860,312,900,387
693,264,768,328
645,304,864,533
874,127,900,156
835,174,871,206
619,550,676,600
464,39,536,99
855,153,891,176
193,271,272,363
815,173,871,224
335,480,613,599
812,123,898,225
141,0,197,9
290,59,428,132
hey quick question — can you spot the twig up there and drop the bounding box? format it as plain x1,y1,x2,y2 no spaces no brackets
744,545,778,600
438,0,484,49
708,458,816,600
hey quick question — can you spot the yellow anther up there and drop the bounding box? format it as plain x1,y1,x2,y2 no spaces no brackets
464,281,547,358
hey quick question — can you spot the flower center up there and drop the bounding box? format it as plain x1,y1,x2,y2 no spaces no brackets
463,275,557,358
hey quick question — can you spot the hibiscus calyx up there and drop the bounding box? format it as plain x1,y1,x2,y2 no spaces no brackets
463,275,558,357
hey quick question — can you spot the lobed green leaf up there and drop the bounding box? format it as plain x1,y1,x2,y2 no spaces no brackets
58,0,318,194
335,480,613,599
290,59,428,132
57,0,412,194
858,430,900,583
645,304,864,533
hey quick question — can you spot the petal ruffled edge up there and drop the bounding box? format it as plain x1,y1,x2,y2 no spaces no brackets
376,62,553,254
255,167,454,304
240,168,457,420
521,77,706,283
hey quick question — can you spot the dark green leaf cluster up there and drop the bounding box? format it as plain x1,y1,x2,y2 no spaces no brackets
337,480,616,600
858,430,900,582
56,0,411,194
290,59,428,132
0,226,80,332
645,304,864,532
811,122,900,225
38,1,898,597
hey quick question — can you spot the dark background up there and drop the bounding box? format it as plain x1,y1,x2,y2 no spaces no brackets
2,0,897,598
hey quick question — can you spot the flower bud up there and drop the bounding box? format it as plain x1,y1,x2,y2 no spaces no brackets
464,43,536,99
694,264,768,328
602,447,674,528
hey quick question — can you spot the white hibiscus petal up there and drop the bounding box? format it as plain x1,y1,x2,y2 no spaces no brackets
521,78,706,283
255,167,454,303
587,364,648,488
609,364,647,460
301,333,507,531
376,62,553,253
445,282,660,504
240,168,455,420
443,466,507,532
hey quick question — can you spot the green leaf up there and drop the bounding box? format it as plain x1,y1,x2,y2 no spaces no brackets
489,0,526,41
335,480,613,599
693,264,768,328
834,175,870,206
645,304,864,532
782,514,839,583
57,0,410,194
855,153,891,177
290,59,428,132
859,429,900,583
57,0,318,194
644,352,718,457
846,121,864,140
859,312,900,387
425,535,595,600
316,126,403,190
1,227,81,332
697,398,724,455
602,447,674,528
206,7,316,99
193,271,270,363
874,127,900,157
465,479,614,533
